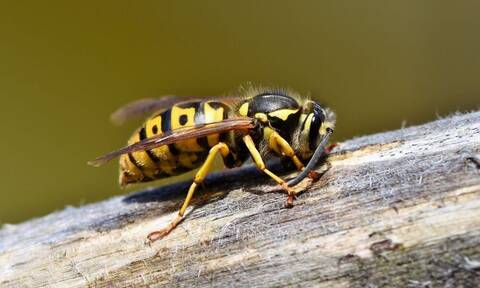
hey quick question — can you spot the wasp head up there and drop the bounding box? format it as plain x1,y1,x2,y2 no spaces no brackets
294,100,336,160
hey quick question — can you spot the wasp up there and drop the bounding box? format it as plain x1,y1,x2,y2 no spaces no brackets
88,86,335,242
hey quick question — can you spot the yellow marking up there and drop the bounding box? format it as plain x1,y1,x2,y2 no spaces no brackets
263,127,276,144
171,105,203,152
145,115,162,138
145,115,176,175
268,108,299,121
299,114,307,127
254,113,268,123
269,132,304,171
119,154,142,185
238,102,249,116
126,132,157,178
204,102,225,146
144,115,171,161
303,113,314,133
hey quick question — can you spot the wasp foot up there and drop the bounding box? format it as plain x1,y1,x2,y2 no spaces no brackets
146,215,184,243
285,194,296,208
307,171,320,181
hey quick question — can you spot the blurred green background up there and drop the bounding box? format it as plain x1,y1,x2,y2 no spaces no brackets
0,1,478,224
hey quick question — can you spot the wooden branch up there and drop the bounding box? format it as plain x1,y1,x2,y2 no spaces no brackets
1,111,480,287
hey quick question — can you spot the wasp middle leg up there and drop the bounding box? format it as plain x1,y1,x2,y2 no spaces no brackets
147,142,231,242
243,135,297,207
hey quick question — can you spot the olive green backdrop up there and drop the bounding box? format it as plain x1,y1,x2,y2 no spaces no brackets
0,1,478,223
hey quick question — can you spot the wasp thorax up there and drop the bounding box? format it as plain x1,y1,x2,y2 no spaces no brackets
243,92,303,140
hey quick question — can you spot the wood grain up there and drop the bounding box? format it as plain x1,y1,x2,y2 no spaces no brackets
1,111,479,287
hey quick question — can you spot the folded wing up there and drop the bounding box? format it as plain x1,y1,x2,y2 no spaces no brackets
88,117,255,167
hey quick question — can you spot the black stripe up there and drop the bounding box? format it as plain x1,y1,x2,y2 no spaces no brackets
218,102,230,144
168,143,180,155
127,154,153,181
197,136,210,149
222,103,230,119
139,126,147,140
161,108,180,155
146,150,161,163
219,132,228,143
139,126,161,163
207,101,223,109
222,152,236,168
193,101,205,123
301,114,309,132
160,109,171,133
195,102,210,149
269,109,301,142
234,143,250,165
128,153,141,169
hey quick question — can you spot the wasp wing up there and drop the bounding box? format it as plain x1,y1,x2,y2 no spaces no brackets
110,95,243,125
111,96,196,125
88,117,255,167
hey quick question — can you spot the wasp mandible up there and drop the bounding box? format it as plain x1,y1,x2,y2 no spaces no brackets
89,86,335,242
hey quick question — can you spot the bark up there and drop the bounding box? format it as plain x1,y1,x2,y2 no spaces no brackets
1,111,480,288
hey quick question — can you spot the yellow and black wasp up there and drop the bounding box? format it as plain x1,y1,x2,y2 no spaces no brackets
88,86,335,242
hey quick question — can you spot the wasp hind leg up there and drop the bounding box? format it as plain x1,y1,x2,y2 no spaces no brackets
147,142,231,243
243,135,297,208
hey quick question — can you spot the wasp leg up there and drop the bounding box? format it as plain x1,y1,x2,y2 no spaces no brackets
243,135,296,208
147,142,231,242
270,132,320,181
270,132,304,171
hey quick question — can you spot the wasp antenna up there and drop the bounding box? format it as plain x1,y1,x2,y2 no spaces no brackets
287,128,333,186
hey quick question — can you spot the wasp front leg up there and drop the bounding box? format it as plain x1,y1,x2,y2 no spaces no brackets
243,135,297,207
269,132,319,181
147,142,231,243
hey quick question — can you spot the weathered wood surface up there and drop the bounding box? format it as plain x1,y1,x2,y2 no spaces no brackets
1,111,480,288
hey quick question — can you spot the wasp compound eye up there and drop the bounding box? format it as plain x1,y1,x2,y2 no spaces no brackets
308,104,325,151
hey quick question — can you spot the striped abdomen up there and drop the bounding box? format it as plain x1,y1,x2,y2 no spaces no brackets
119,100,231,185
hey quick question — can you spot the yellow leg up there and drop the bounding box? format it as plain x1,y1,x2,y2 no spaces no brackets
147,142,230,242
243,135,296,207
270,132,320,180
270,132,304,171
